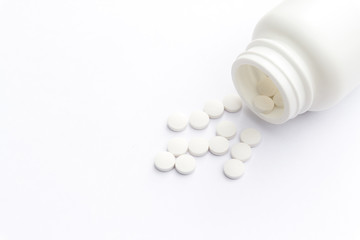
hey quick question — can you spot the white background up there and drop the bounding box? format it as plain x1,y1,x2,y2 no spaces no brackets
1,0,360,239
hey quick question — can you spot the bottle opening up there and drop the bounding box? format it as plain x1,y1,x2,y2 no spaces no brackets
232,64,289,124
232,41,312,124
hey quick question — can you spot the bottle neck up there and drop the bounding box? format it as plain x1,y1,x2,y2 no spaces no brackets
232,39,313,124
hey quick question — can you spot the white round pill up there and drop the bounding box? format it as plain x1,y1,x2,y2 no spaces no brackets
175,154,196,175
223,95,242,113
203,100,224,118
216,120,237,140
167,138,188,157
154,151,176,172
223,159,245,180
273,92,284,108
189,111,210,130
240,128,262,147
188,137,209,157
209,136,229,156
253,95,275,113
257,77,277,97
167,112,188,132
231,142,252,162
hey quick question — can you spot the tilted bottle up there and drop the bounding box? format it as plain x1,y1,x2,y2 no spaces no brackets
232,0,360,124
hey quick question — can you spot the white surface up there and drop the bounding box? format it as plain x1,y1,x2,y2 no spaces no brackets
167,112,188,132
167,138,188,157
1,0,360,240
203,100,224,118
209,136,230,156
231,142,252,162
188,137,209,157
175,154,196,175
154,151,175,172
223,94,243,112
189,111,210,130
223,159,245,180
240,128,262,147
216,120,237,139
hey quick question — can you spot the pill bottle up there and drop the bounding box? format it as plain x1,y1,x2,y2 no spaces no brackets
231,0,360,124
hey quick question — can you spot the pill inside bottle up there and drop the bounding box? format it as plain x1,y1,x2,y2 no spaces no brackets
232,67,286,124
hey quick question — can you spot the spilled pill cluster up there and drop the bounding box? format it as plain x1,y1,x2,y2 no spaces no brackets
154,94,262,180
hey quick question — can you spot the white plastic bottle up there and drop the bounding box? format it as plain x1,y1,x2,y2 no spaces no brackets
231,0,360,124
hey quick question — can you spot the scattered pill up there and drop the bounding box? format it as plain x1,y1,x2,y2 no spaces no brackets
167,137,188,157
154,151,176,172
167,112,188,132
189,111,210,130
203,100,224,118
253,95,275,113
209,136,229,156
223,159,245,180
223,95,242,112
188,137,209,157
216,120,237,140
231,142,252,162
175,154,196,175
273,92,284,107
157,94,265,180
240,128,262,147
257,77,277,97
